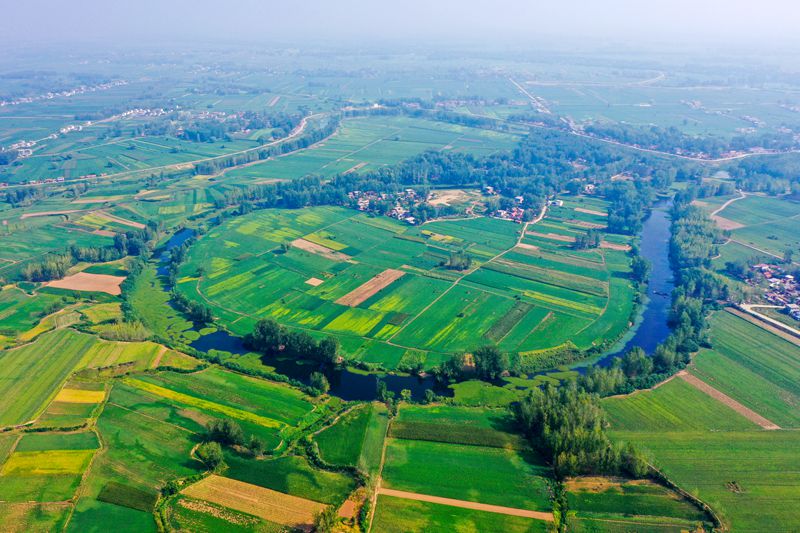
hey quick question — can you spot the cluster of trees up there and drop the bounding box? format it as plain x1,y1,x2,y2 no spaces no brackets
170,290,213,325
727,153,800,195
604,181,654,235
434,345,517,382
21,228,155,282
194,418,268,471
573,229,602,250
441,250,472,271
178,111,304,144
512,384,648,479
246,318,339,365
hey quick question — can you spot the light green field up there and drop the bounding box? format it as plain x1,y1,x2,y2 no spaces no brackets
381,438,552,511
605,345,800,532
689,311,800,428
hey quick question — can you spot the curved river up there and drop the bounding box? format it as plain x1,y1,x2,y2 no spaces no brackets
162,201,674,401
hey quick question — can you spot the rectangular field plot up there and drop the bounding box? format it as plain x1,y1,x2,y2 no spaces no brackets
381,439,552,511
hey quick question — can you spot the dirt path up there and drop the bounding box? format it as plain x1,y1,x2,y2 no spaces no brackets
725,307,800,347
677,371,781,430
377,488,554,521
710,190,746,218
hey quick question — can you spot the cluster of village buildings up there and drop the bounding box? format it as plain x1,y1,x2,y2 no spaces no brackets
348,188,421,225
0,80,127,107
752,263,800,321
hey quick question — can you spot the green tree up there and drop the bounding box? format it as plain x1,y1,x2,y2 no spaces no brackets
196,441,225,470
309,372,330,396
313,506,339,532
473,345,509,380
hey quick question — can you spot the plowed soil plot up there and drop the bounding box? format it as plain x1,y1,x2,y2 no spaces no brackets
46,272,125,295
291,238,351,261
528,232,575,243
712,215,745,230
335,268,406,307
182,475,325,528
574,207,607,217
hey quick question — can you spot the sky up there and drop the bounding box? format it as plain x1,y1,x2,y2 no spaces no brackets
2,0,799,49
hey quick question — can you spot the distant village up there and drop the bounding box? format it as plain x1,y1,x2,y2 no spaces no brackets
751,263,800,321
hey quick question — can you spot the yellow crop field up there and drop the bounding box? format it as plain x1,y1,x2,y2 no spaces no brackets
2,450,94,476
54,388,106,404
124,379,283,429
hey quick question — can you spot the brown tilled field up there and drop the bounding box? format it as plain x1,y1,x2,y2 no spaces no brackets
335,268,405,307
574,207,608,217
291,238,352,261
181,475,325,528
46,272,126,295
712,215,745,230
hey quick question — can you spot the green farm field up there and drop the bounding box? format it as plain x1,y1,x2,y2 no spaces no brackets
381,438,552,511
220,115,521,184
176,198,635,368
690,311,800,428
604,331,800,533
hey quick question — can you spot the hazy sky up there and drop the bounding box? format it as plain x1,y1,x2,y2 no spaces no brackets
3,0,799,48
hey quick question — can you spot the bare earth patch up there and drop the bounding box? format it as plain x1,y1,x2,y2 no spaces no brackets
182,475,325,530
712,215,745,230
305,277,324,287
335,268,406,307
600,241,631,251
71,195,127,204
20,210,83,219
428,189,470,206
527,231,575,243
377,488,554,522
515,242,540,252
570,220,606,229
268,95,281,107
46,272,126,296
678,371,781,430
291,238,351,262
94,210,146,229
92,229,117,237
574,207,608,217
343,162,367,175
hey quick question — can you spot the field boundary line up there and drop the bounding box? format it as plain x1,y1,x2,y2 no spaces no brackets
377,487,554,521
677,370,781,430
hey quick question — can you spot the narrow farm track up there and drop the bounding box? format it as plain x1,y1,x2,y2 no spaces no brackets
677,371,781,430
709,190,746,218
376,488,554,522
